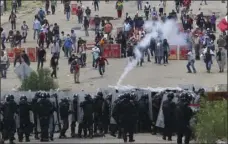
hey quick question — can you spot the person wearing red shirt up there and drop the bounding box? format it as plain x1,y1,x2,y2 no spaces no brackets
95,56,109,76
38,30,45,48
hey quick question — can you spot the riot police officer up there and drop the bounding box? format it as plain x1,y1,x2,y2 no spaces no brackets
18,95,32,142
176,93,193,144
162,92,176,141
31,92,41,140
1,95,17,144
37,93,53,142
138,93,150,132
70,94,78,137
93,92,104,134
59,98,70,138
102,93,112,134
80,94,94,138
119,93,137,142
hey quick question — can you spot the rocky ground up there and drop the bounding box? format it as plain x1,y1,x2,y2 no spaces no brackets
0,1,227,143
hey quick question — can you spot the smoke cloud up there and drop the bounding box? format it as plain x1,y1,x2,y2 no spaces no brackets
117,19,187,86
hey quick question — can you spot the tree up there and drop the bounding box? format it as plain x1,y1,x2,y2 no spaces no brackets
20,68,58,91
194,97,227,143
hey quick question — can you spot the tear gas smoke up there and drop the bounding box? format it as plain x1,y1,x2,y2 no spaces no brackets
117,19,187,86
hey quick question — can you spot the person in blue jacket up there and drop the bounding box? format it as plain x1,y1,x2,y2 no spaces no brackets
64,34,73,57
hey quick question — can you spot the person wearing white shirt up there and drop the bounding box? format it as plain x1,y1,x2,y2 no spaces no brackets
33,17,41,40
51,40,60,59
158,1,164,15
80,44,87,67
123,21,131,38
186,50,196,73
1,28,6,50
92,46,100,68
1,51,8,78
21,21,29,43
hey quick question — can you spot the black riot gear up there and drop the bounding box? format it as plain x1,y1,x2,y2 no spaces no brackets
162,92,176,141
79,94,94,138
18,96,32,142
31,92,40,140
37,93,53,142
1,94,18,144
59,98,70,138
93,92,105,134
71,94,78,137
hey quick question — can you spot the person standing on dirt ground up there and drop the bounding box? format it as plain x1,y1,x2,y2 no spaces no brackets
93,0,99,11
84,16,89,37
96,55,109,76
51,0,57,15
9,11,17,30
45,0,50,14
64,1,70,21
11,0,17,13
71,59,80,83
116,0,123,18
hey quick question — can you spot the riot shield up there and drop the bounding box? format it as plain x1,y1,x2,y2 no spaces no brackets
77,90,86,124
156,91,179,128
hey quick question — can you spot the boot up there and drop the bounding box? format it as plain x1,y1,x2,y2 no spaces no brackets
25,137,30,142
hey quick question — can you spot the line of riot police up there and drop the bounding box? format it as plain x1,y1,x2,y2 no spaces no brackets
0,88,204,144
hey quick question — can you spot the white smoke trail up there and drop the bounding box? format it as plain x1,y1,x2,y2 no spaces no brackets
117,19,187,86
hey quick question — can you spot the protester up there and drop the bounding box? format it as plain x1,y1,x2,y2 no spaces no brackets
84,17,90,37
1,51,8,78
64,34,73,57
9,11,17,30
216,47,226,72
50,53,59,78
187,50,197,73
37,46,46,70
93,0,99,11
116,0,123,18
51,0,57,15
70,30,77,52
21,21,29,43
95,55,109,76
51,40,60,59
64,1,71,21
33,16,41,40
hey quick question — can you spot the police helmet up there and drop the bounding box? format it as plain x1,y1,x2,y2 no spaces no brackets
9,94,14,100
6,95,11,102
97,91,103,97
85,94,92,100
73,94,79,99
106,93,112,100
167,92,174,99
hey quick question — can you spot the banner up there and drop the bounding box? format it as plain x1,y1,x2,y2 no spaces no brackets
168,45,178,60
6,48,37,62
103,44,121,58
89,17,95,30
103,44,111,58
27,48,37,62
71,4,78,15
6,48,14,62
178,23,184,32
110,44,121,58
179,45,188,60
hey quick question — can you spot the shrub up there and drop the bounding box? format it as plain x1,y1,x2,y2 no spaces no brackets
194,97,228,143
20,68,58,91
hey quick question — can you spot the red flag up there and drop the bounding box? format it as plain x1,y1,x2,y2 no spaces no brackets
217,17,228,32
